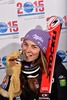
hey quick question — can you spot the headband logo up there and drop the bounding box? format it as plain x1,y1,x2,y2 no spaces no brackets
33,34,43,43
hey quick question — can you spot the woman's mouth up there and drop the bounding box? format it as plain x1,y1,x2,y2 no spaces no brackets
26,53,32,57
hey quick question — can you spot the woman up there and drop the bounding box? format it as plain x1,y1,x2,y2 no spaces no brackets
20,29,50,100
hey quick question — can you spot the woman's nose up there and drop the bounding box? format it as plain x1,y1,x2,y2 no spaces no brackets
26,46,31,53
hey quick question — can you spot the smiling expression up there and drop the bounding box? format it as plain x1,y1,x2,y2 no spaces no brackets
22,40,40,62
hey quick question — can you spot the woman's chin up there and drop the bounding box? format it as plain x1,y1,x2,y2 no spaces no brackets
26,58,33,62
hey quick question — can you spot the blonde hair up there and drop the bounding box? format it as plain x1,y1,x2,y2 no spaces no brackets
40,51,48,76
32,50,48,76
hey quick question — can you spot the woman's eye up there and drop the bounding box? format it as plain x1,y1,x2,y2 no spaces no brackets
32,46,37,49
23,43,28,47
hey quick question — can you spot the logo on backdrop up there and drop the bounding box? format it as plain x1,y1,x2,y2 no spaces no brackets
23,2,34,13
0,21,19,36
0,56,6,69
57,50,67,61
16,0,45,17
0,22,8,33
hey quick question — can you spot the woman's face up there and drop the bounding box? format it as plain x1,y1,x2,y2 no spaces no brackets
22,40,40,62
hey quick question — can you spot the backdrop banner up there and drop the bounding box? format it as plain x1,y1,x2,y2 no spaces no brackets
0,2,20,83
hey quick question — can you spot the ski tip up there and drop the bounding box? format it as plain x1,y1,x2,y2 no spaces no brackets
57,16,63,24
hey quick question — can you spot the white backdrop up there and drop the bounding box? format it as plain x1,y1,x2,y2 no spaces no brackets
0,0,67,87
0,1,21,83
